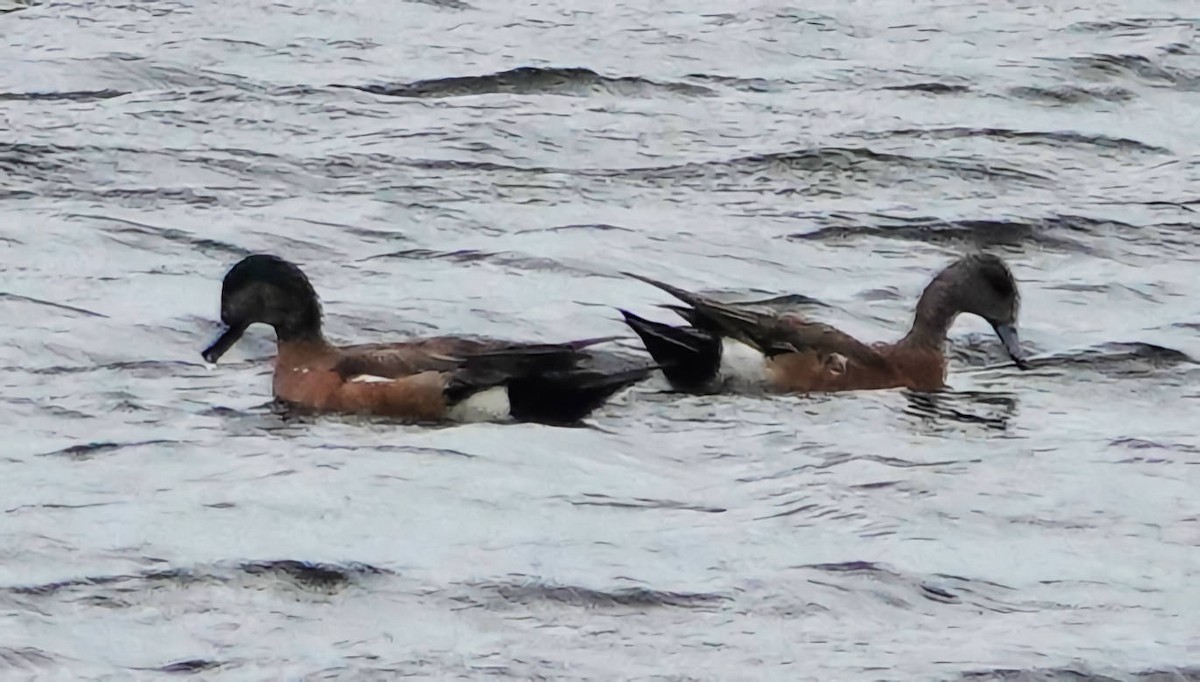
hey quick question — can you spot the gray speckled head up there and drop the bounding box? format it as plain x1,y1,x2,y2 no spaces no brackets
914,253,1027,368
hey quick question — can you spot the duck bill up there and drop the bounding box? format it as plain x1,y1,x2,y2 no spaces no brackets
991,321,1029,370
201,321,249,363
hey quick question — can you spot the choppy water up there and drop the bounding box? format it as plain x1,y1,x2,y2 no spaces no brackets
3,0,1199,679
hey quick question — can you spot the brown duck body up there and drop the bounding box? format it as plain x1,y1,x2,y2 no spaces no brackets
271,338,458,420
621,253,1027,395
761,316,948,392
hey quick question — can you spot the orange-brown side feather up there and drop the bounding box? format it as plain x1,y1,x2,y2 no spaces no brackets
764,340,947,393
333,371,450,419
273,341,450,419
772,313,893,371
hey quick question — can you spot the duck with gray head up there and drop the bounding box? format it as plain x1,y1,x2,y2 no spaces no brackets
619,253,1029,394
202,254,654,425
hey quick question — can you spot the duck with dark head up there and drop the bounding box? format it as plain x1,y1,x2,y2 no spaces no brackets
202,255,654,425
619,253,1029,394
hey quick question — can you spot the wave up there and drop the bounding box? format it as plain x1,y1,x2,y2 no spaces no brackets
465,576,729,609
791,213,1196,255
10,560,392,598
341,66,713,99
1061,53,1200,90
1009,84,1136,105
1028,342,1195,376
0,89,126,102
865,126,1168,154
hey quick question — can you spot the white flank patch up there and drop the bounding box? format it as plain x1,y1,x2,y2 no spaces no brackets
349,374,394,384
447,386,512,423
718,337,769,389
826,352,849,375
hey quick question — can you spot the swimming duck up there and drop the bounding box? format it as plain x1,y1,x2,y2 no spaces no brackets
619,253,1028,393
201,254,652,424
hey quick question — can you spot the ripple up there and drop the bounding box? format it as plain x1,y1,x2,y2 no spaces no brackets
682,73,785,93
560,493,726,513
1032,342,1195,376
621,147,1051,185
794,562,1029,614
865,126,1169,155
1009,84,1137,105
0,647,64,673
238,560,389,592
1068,17,1200,34
10,561,392,599
1060,53,1200,90
152,659,225,674
37,440,176,460
958,666,1200,681
70,213,249,259
403,0,475,8
0,293,108,318
880,82,972,94
901,391,1017,432
0,89,126,102
341,66,713,99
790,213,1196,255
19,360,194,376
464,577,730,609
361,247,601,277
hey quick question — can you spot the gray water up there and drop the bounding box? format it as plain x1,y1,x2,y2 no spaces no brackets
2,0,1199,679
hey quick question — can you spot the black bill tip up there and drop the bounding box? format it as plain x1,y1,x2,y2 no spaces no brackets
201,322,248,364
991,321,1029,371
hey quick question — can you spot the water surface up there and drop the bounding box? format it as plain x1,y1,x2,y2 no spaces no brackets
2,0,1199,679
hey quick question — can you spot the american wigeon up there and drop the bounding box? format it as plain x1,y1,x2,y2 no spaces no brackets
201,255,652,424
619,253,1028,394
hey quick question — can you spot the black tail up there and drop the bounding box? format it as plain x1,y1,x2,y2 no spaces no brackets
506,366,655,425
619,309,721,392
444,345,654,425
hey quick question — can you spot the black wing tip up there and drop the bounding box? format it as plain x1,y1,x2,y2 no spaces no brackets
659,304,701,326
623,271,696,299
565,334,624,350
618,307,651,324
619,308,677,339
